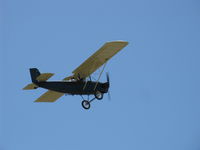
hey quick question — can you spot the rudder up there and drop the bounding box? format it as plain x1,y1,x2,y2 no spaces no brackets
30,68,41,83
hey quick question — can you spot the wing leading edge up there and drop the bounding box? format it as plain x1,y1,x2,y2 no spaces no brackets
64,41,128,80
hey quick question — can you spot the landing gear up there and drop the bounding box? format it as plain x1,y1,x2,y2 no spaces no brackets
81,100,90,109
81,98,94,110
81,91,104,110
94,91,103,100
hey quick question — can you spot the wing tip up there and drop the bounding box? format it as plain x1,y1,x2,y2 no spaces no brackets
106,40,129,45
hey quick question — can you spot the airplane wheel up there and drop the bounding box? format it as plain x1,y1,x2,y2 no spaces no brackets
95,91,103,100
82,100,90,109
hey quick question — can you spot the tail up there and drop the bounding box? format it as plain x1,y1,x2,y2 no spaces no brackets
30,68,41,83
23,68,54,90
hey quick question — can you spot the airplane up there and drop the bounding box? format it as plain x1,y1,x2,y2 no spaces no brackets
23,41,128,109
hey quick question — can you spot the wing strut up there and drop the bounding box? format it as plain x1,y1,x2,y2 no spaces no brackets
83,75,93,90
83,80,88,90
94,61,107,90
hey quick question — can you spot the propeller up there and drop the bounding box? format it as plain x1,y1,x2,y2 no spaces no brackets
106,72,111,100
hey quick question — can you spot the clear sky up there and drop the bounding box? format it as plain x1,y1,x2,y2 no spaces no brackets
1,0,200,150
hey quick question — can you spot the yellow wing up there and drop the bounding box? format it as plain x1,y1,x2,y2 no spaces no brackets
35,90,64,102
64,41,128,80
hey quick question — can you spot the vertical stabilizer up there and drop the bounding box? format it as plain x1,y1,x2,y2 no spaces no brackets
30,68,40,83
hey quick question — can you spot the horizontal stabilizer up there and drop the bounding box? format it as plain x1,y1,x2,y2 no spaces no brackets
23,83,38,90
36,73,54,81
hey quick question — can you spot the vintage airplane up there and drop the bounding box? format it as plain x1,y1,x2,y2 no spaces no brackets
23,41,128,109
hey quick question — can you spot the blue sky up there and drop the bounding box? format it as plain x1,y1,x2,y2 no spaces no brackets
1,0,200,150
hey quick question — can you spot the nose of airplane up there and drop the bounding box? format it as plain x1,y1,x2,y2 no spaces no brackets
101,82,109,93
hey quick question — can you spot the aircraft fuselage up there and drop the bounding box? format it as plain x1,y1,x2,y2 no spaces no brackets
35,81,109,95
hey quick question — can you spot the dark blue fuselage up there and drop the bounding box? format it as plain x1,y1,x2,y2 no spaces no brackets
35,81,109,95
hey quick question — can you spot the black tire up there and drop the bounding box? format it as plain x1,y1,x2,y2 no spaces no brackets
81,100,90,109
94,91,103,100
